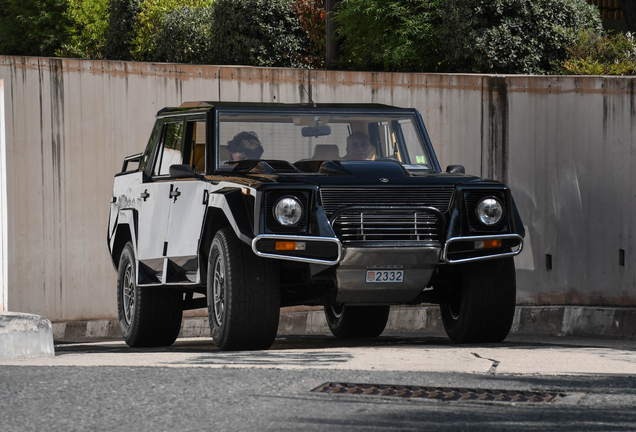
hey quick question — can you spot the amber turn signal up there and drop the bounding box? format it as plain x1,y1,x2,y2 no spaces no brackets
475,239,502,249
275,241,306,251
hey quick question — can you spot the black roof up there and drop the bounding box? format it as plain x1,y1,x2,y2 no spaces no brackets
156,101,405,116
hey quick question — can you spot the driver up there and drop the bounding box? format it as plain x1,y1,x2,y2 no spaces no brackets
228,131,264,161
344,132,376,160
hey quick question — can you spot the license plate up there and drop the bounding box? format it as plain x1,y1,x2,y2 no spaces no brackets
366,270,404,283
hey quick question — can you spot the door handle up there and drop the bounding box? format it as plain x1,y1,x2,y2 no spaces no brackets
169,186,181,202
140,190,150,201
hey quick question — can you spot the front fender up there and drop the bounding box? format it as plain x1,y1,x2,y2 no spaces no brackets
207,189,255,244
109,208,138,269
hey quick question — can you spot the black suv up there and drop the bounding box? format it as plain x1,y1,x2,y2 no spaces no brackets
107,102,524,351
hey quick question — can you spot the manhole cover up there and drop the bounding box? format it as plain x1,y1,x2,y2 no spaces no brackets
312,382,560,403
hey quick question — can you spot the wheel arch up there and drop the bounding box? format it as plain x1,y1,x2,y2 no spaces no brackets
110,209,138,270
198,207,231,284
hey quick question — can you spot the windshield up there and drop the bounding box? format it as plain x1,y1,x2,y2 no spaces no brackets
217,111,434,173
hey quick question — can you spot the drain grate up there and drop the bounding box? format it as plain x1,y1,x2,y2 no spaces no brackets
312,382,560,403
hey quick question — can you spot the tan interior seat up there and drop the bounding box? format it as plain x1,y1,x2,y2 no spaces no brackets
193,143,206,172
312,144,340,160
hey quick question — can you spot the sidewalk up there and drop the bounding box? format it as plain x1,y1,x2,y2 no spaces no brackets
50,305,636,342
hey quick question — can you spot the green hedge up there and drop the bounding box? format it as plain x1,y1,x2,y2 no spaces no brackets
553,29,636,75
210,0,310,68
335,0,602,74
131,0,215,61
437,0,602,74
104,0,142,60
0,0,72,56
56,0,109,59
154,6,214,63
334,0,442,72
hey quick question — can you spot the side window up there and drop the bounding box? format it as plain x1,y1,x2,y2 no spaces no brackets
187,120,207,173
398,119,428,166
139,120,162,172
153,121,185,176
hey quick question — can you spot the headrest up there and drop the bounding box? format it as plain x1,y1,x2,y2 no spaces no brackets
312,144,340,160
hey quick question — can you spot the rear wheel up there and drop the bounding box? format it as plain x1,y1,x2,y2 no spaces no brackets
116,242,183,347
440,257,516,343
207,227,280,351
324,305,390,338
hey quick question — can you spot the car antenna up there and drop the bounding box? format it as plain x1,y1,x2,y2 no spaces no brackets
299,80,317,107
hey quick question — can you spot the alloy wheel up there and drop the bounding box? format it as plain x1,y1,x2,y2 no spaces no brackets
213,256,226,326
123,262,135,325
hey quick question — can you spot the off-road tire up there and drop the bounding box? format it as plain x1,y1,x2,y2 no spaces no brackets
440,257,516,343
324,305,390,339
207,227,280,351
117,242,183,347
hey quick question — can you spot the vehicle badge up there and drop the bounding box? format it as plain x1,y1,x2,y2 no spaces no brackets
380,178,389,183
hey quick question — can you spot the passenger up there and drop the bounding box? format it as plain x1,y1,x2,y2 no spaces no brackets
228,131,264,161
344,132,376,160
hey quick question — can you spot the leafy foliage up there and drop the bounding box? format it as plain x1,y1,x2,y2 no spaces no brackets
154,6,214,63
56,0,109,59
131,0,214,61
335,0,602,74
295,0,326,68
210,0,310,68
553,30,636,75
334,0,442,72
436,0,603,74
105,0,142,60
0,0,72,56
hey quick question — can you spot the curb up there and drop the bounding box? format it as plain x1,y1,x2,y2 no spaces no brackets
51,305,636,342
0,312,55,358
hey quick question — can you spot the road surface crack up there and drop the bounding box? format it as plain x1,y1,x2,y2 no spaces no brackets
472,352,500,375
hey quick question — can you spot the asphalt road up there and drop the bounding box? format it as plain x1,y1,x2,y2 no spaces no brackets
1,334,636,431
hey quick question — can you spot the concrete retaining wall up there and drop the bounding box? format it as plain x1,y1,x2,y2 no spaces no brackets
51,306,636,341
0,56,634,322
0,312,54,358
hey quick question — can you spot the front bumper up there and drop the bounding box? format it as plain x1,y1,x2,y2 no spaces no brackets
252,233,522,305
252,234,342,265
334,246,440,304
441,234,523,264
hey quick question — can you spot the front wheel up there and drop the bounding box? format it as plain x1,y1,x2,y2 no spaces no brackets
116,242,183,347
207,227,280,351
440,257,516,343
324,305,390,339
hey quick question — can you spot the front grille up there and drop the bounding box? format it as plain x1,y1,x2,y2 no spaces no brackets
464,190,509,233
332,210,440,244
320,187,454,217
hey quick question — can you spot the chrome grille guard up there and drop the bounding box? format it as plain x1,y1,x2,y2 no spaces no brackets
329,206,446,245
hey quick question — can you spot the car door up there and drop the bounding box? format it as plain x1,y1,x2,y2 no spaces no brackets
164,116,210,284
136,117,186,285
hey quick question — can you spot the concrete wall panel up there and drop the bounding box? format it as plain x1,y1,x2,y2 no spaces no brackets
0,56,634,322
508,76,636,305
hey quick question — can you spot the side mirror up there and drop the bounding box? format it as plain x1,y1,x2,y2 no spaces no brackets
169,164,195,179
446,165,465,174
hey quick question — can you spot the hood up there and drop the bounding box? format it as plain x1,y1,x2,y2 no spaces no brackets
224,159,493,188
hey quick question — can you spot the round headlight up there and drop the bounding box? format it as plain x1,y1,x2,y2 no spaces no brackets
273,196,303,226
476,198,503,225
